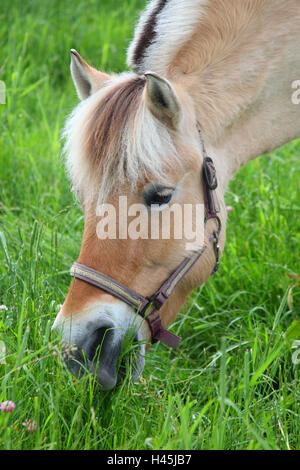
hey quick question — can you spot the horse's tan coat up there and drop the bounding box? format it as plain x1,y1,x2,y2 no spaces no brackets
55,0,300,346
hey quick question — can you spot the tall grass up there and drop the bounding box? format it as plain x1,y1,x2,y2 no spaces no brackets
0,0,299,450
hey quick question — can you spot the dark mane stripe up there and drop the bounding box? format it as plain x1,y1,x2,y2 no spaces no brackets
86,76,146,173
132,0,169,70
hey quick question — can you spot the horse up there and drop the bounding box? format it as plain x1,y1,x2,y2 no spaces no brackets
52,0,300,389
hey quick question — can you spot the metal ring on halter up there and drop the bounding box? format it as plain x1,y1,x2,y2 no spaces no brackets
205,215,222,236
204,215,222,274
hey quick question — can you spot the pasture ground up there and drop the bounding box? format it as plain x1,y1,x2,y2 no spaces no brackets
0,0,299,450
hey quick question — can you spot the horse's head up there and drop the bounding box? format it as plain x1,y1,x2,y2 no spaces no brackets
52,50,226,389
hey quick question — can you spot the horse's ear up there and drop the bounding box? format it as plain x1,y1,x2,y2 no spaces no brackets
70,49,110,100
144,72,181,129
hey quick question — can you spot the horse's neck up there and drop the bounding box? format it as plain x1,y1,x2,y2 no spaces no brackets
168,0,300,190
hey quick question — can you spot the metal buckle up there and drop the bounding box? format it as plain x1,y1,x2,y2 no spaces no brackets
212,229,220,274
203,157,218,190
204,216,221,275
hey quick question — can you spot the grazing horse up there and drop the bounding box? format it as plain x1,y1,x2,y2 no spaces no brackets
52,0,300,389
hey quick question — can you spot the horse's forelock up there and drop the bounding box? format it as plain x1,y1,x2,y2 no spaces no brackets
86,76,146,173
63,74,180,205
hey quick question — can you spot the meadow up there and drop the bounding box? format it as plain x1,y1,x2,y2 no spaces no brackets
0,0,299,450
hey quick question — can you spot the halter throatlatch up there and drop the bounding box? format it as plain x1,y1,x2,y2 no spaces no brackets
70,124,221,349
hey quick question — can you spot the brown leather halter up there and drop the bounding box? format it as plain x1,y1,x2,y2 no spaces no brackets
70,124,221,349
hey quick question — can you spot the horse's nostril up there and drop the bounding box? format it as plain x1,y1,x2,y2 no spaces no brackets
85,325,114,363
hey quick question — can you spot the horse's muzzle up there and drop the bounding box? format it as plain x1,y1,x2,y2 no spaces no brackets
52,303,148,390
64,325,144,389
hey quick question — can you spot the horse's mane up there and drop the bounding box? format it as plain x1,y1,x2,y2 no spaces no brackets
127,0,209,75
63,74,179,205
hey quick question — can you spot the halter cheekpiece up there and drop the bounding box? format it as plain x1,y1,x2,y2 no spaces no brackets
70,123,221,349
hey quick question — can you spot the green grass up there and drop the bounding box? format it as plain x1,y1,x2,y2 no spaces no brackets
0,0,299,451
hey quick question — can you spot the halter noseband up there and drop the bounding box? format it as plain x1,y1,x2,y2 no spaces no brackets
70,124,221,350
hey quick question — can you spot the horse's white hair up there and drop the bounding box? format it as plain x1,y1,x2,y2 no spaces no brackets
127,0,209,75
62,73,180,205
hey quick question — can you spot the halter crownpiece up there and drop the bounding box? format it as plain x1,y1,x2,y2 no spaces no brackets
70,124,222,349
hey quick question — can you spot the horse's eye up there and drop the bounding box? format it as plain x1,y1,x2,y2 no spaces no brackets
143,184,175,208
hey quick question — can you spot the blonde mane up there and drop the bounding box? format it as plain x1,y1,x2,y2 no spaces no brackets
63,73,180,205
